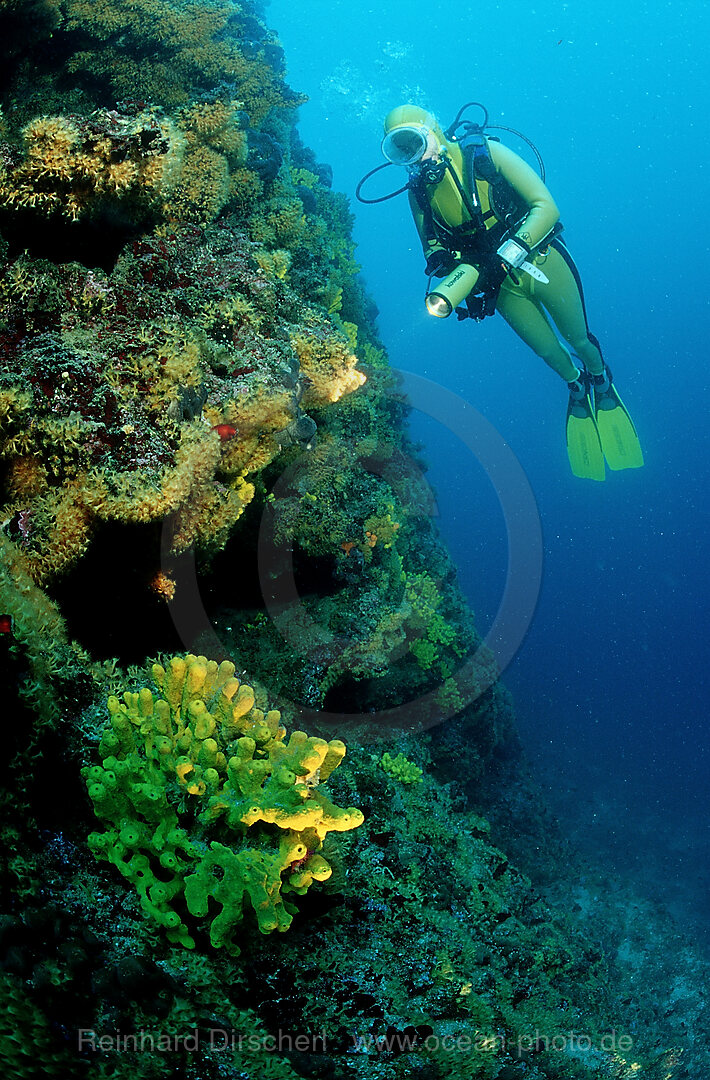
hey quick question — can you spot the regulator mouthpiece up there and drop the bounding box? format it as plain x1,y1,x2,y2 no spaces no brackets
417,158,448,185
425,263,480,318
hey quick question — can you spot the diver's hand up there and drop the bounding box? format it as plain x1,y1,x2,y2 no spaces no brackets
496,236,531,270
424,247,454,277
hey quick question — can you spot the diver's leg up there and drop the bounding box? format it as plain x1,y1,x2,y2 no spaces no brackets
496,285,578,381
497,268,606,478
537,246,644,469
535,243,605,376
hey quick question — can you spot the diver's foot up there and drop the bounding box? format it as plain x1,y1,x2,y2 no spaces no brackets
590,364,644,470
591,363,613,398
565,368,605,481
567,368,591,405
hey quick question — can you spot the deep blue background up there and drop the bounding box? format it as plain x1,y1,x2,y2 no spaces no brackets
267,0,710,938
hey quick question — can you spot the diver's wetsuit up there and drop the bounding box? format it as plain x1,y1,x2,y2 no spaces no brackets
411,138,604,382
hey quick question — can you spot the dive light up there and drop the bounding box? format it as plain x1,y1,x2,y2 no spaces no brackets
425,263,479,318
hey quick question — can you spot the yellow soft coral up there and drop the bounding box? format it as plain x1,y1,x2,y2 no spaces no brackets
62,0,303,119
249,198,307,248
364,506,401,550
18,478,94,585
229,167,263,216
163,98,248,223
93,422,214,517
163,145,230,224
253,248,292,281
291,326,366,408
0,110,182,222
169,473,255,555
199,294,262,338
325,286,343,315
103,319,209,417
177,99,247,164
0,387,33,444
0,535,83,720
203,381,299,479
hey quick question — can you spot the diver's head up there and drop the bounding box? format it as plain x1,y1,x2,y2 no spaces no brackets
382,105,446,166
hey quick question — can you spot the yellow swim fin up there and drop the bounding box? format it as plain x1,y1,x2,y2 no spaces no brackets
566,381,605,481
593,373,644,471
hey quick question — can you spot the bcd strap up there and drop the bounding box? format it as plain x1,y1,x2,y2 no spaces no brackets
408,174,438,243
461,134,528,232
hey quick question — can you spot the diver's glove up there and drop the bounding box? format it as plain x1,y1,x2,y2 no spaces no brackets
424,246,455,278
496,235,531,270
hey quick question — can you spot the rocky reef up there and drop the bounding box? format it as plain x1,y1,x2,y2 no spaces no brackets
0,2,705,1078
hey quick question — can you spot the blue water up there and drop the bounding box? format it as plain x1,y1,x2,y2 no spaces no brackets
267,1,710,939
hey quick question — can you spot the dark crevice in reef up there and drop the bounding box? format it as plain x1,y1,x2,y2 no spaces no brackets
47,522,182,662
0,207,151,271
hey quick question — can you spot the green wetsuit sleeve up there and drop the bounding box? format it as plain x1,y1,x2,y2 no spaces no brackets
488,141,560,248
408,189,441,257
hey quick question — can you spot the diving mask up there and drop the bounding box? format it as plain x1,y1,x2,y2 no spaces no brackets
381,125,429,166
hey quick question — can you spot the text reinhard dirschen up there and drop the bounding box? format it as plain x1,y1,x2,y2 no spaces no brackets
77,1027,634,1056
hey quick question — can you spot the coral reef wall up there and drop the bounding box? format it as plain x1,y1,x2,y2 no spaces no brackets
0,3,688,1079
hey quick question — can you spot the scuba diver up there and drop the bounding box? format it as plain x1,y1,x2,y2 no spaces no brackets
357,103,643,480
